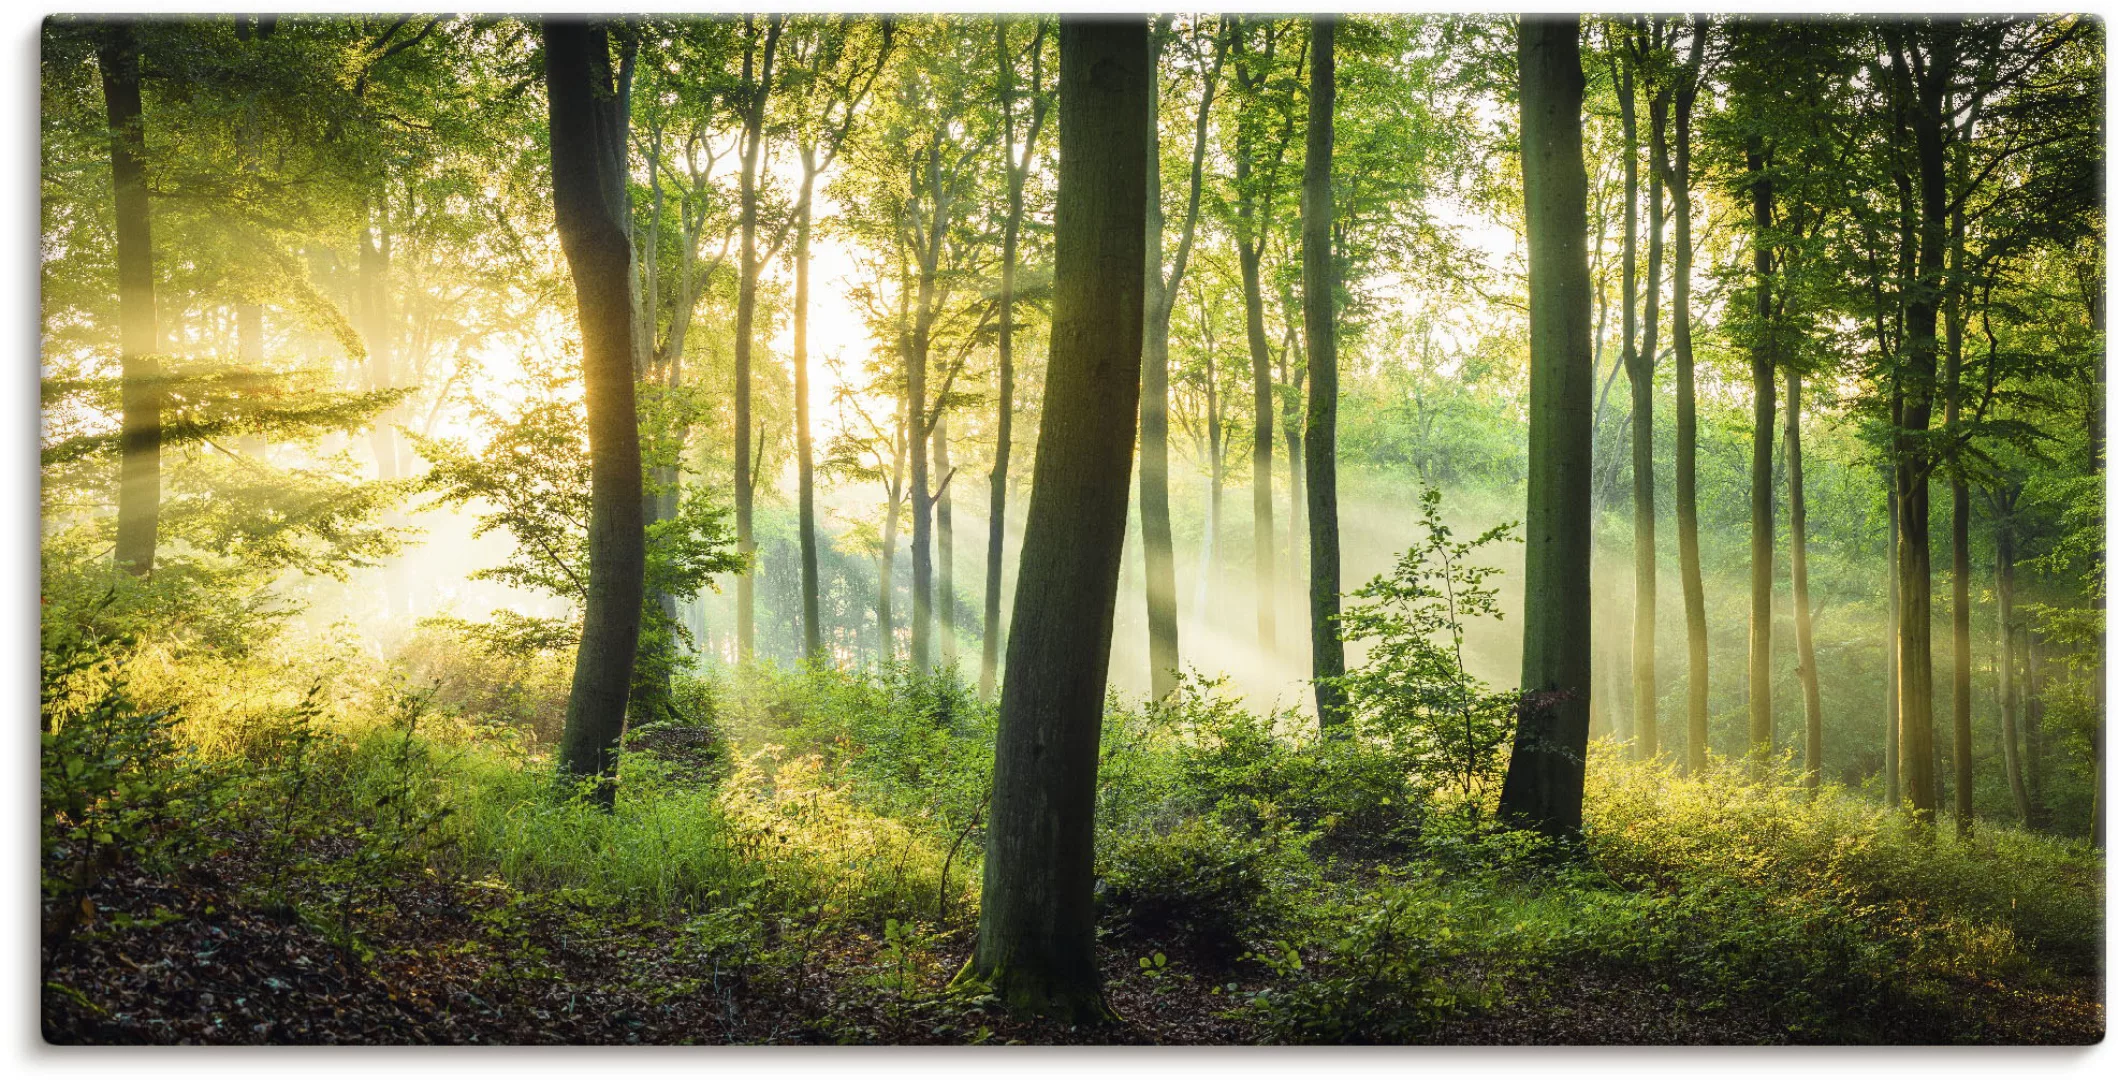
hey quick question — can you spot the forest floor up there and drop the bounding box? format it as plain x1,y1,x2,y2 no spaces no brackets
41,818,2106,1046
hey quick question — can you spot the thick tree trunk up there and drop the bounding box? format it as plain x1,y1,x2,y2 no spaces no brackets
1788,370,1823,789
909,247,935,672
1894,29,1949,822
545,18,646,800
1631,44,1665,760
966,17,1148,1022
732,18,780,663
100,21,160,579
1302,16,1346,733
1669,19,1709,773
1496,15,1594,836
794,163,823,663
1745,145,1777,762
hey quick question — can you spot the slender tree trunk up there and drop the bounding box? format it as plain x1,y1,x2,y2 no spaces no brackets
1497,14,1594,835
1235,95,1278,654
879,404,906,663
2027,624,2046,819
546,18,646,800
966,17,1148,1021
1138,23,1178,699
1631,40,1665,760
101,21,160,578
909,219,936,672
1946,207,1974,835
1996,501,2032,824
935,409,956,665
732,18,780,664
1788,370,1823,789
1886,464,1902,805
1281,320,1306,600
795,160,823,663
1668,17,1708,773
982,19,1045,699
1745,144,1777,762
1302,16,1346,732
238,304,263,362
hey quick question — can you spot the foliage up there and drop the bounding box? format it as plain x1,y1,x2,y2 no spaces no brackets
1334,486,1520,806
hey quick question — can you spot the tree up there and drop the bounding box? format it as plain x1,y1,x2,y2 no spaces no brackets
543,18,647,799
731,14,782,664
1496,14,1594,835
964,16,1148,1021
1661,16,1710,773
1302,15,1347,732
99,20,160,578
1625,19,1668,760
980,16,1051,699
1227,17,1302,654
1139,16,1226,700
781,15,894,662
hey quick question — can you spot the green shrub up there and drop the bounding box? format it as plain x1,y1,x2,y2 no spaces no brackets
1096,816,1293,958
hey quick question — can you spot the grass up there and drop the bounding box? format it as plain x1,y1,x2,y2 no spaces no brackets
40,625,2108,1044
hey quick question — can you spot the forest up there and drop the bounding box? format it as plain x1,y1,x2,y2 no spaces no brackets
37,11,2107,1045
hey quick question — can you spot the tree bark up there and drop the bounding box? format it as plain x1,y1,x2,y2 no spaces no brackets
1745,143,1777,762
1996,494,2032,824
965,16,1148,1022
1667,18,1709,773
935,409,956,665
1886,462,1902,806
1496,14,1594,835
545,18,647,800
1628,31,1664,760
1138,19,1223,700
794,158,823,662
732,17,781,663
1302,15,1346,733
1891,28,1949,821
1946,201,1974,835
1788,369,1823,789
1233,21,1284,654
100,21,160,579
982,19,1047,700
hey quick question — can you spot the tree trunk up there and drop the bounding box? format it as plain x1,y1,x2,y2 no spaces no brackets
1745,143,1777,762
795,159,823,663
545,18,647,801
2027,624,2046,819
1496,14,1594,836
1235,64,1278,654
935,409,956,665
1886,463,1902,805
732,18,780,664
1788,369,1823,789
966,16,1148,1022
982,19,1045,700
1894,28,1950,822
1946,206,1974,835
1631,38,1665,760
100,21,160,579
879,400,907,663
1996,498,2032,825
1302,15,1346,733
1669,18,1709,773
1136,21,1221,700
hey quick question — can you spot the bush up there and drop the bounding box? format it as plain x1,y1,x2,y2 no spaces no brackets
1096,816,1293,958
